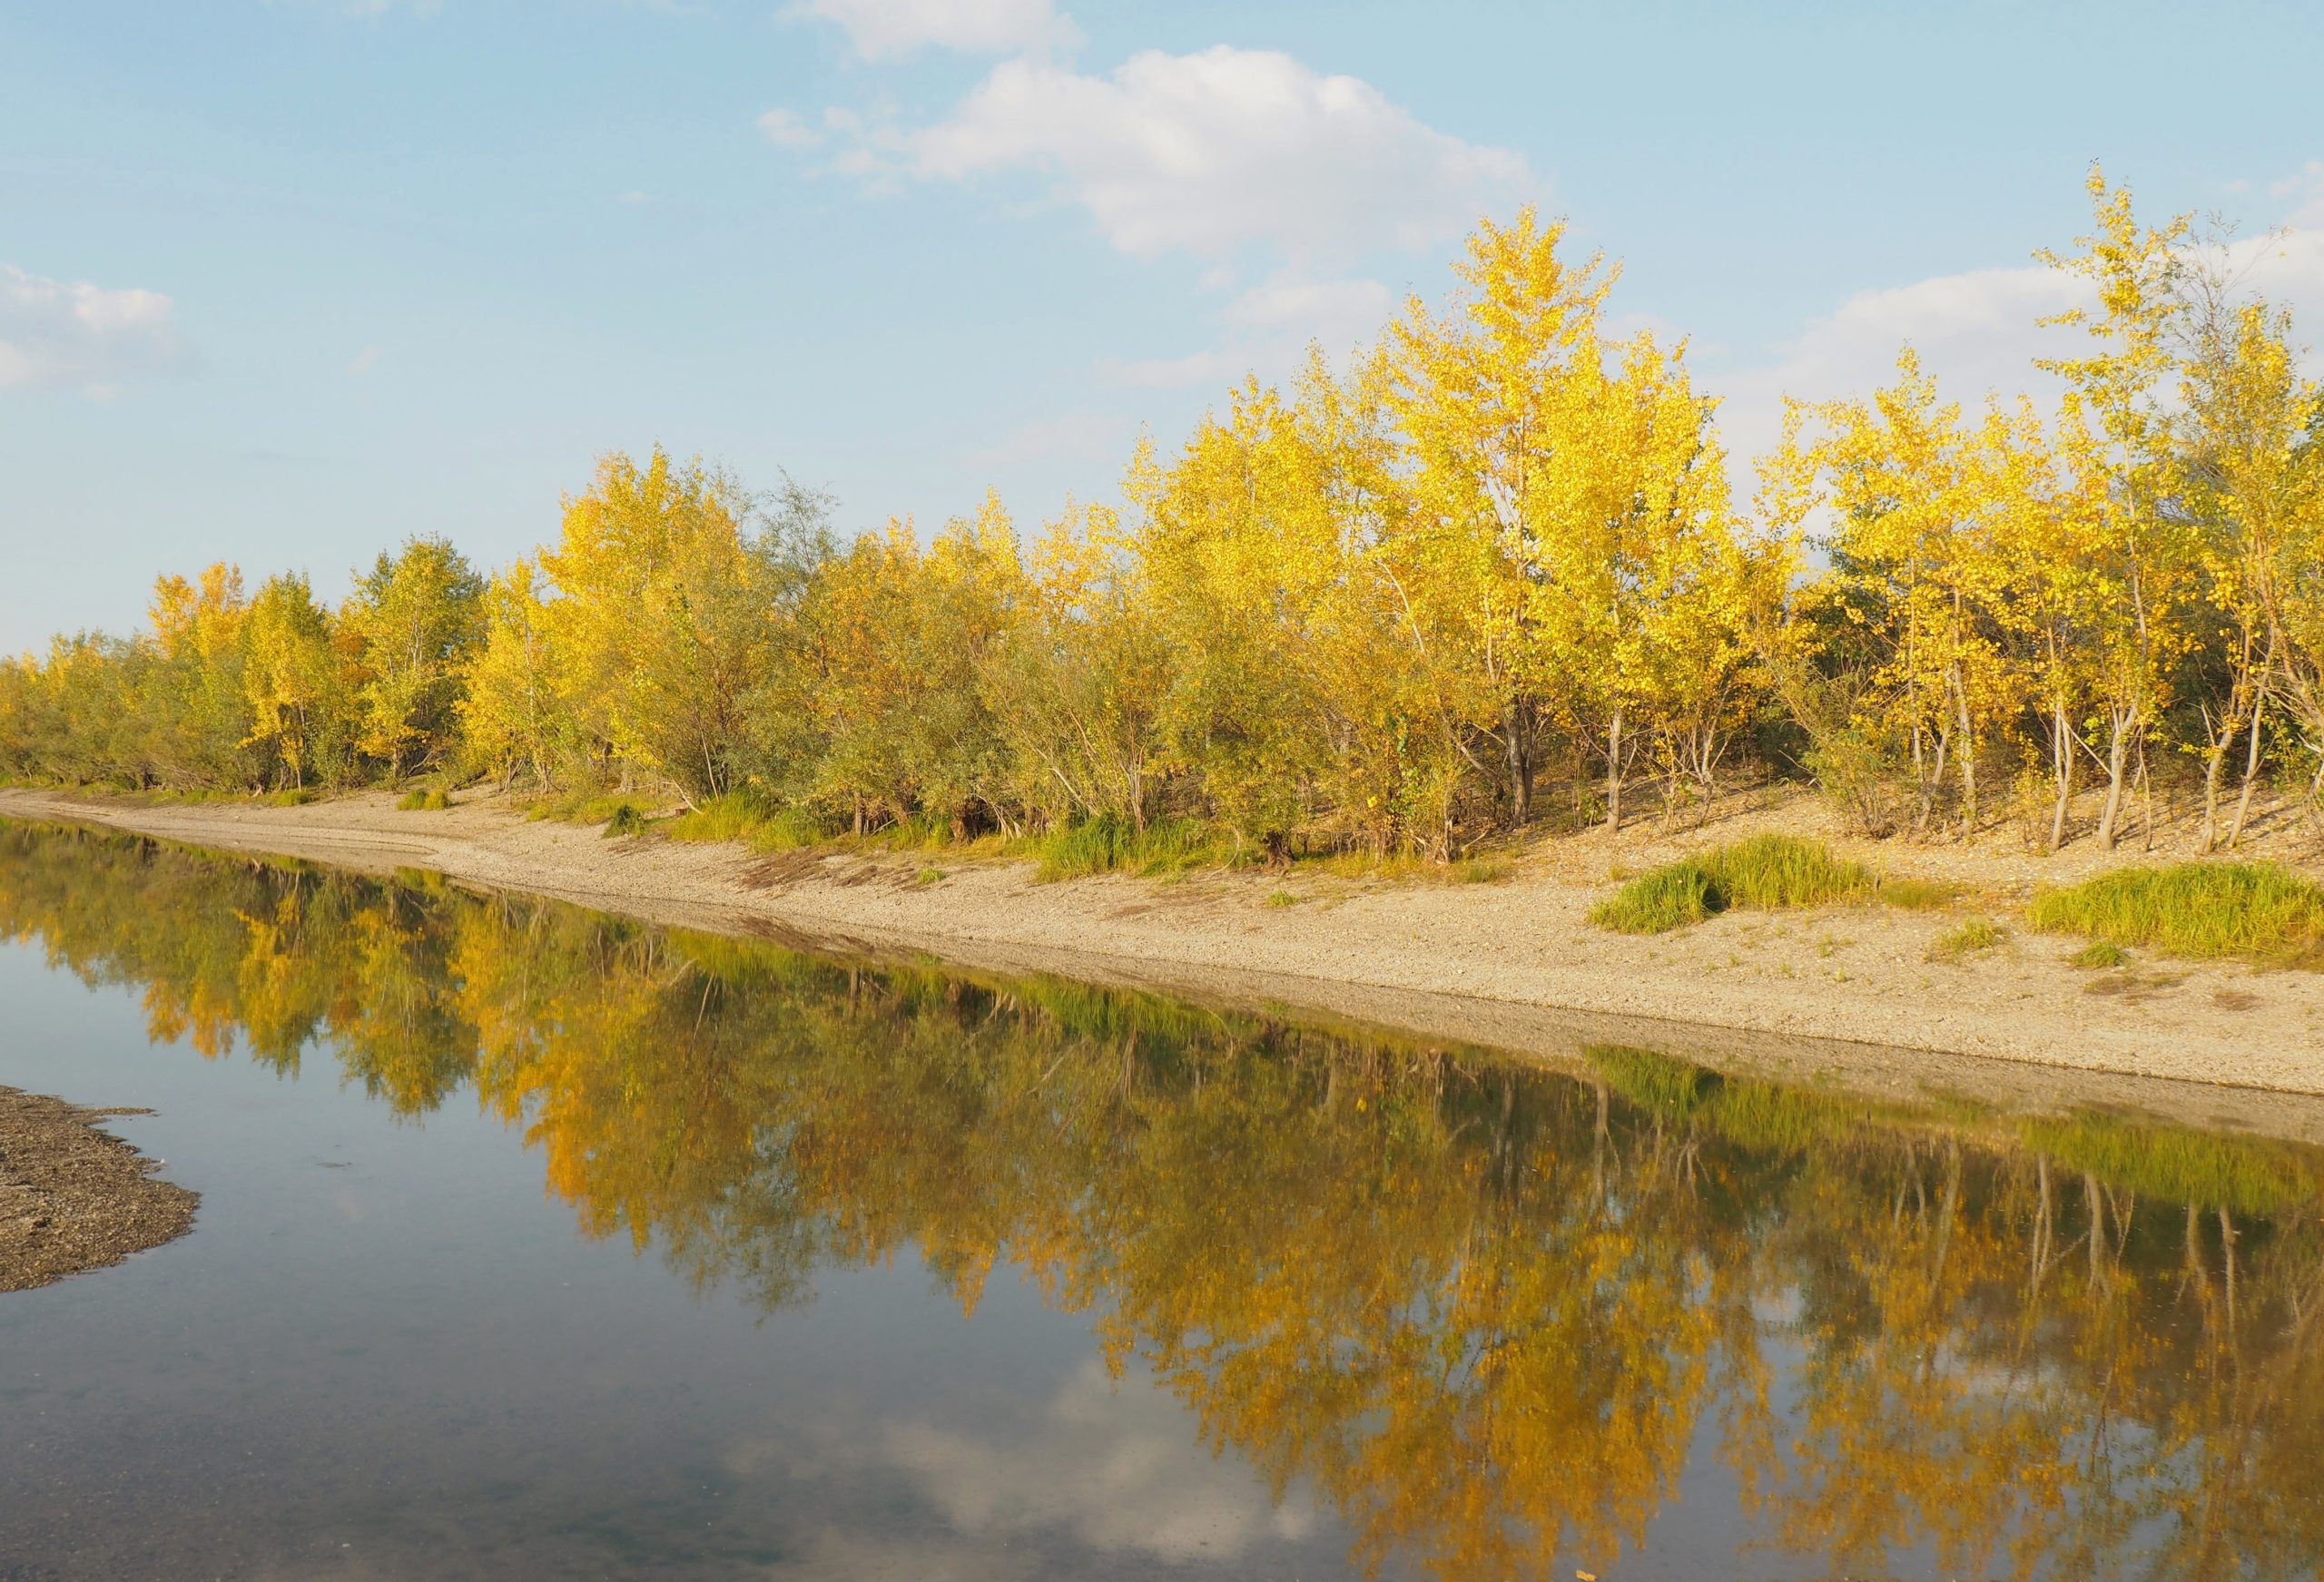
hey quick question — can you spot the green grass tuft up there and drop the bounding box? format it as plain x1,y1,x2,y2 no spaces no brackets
603,803,647,838
1031,816,1234,882
395,787,449,811
2071,939,2129,969
1876,876,1960,910
1928,916,2005,962
659,791,839,852
2028,861,2324,968
529,789,661,828
1590,835,1872,934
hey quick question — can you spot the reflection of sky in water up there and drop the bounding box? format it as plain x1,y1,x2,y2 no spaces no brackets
0,941,1361,1581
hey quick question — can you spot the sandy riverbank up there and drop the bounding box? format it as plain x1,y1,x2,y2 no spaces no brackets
6,785,2324,1131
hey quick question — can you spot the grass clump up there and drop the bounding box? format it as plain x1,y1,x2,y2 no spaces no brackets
1265,889,1299,909
1928,916,2005,962
2071,939,2130,969
1590,835,1873,934
529,789,661,828
395,787,449,811
661,791,838,852
603,803,647,837
2028,861,2324,968
1031,817,1233,882
1876,876,1960,910
914,867,945,886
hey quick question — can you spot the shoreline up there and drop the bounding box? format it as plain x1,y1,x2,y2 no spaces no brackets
7,786,2324,1140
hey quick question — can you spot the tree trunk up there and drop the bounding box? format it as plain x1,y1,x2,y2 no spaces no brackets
2096,715,2132,850
1955,675,1978,839
2048,697,2073,853
2200,718,2230,853
2227,689,2267,847
1504,694,1533,826
1603,704,1624,832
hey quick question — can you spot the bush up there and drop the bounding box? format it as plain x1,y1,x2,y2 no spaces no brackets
396,787,449,811
2028,861,2324,968
603,803,647,838
1590,835,1873,934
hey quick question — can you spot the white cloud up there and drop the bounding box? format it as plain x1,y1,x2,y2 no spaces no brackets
1706,172,2324,482
850,46,1530,265
0,264,191,396
793,0,1080,61
757,107,823,150
348,345,379,377
877,1357,1316,1562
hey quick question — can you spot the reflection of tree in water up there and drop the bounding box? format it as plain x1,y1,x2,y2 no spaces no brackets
5,819,2322,1581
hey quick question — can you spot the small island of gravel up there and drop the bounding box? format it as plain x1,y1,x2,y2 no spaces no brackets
1,1086,197,1294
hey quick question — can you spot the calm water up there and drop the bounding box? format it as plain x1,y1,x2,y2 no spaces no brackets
0,821,2319,1581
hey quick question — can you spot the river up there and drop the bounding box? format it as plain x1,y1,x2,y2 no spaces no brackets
1,819,2318,1579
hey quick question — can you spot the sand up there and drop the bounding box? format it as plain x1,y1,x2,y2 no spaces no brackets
5,785,2324,1133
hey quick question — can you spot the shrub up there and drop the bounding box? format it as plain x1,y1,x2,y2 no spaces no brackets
1590,835,1872,934
396,787,449,811
2028,861,2324,968
603,803,647,838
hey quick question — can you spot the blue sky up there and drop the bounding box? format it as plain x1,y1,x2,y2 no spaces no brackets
5,0,2322,653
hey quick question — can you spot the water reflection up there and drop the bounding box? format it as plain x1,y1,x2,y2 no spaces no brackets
3,820,2320,1580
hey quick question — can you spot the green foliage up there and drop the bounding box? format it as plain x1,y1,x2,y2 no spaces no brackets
604,803,647,838
2071,939,2130,968
1591,835,1873,933
396,787,450,811
2028,861,2324,967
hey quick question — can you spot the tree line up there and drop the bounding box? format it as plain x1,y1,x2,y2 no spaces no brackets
5,169,2320,859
